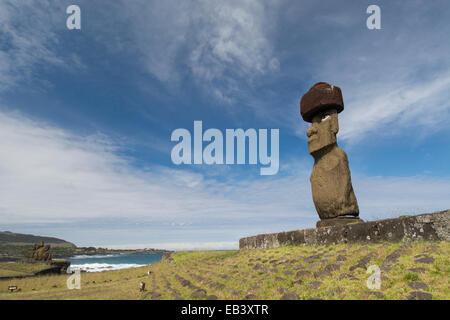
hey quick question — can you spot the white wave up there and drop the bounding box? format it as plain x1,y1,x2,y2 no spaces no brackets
70,263,145,272
70,254,119,259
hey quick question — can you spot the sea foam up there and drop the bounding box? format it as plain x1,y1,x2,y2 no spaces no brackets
70,254,118,260
70,263,145,272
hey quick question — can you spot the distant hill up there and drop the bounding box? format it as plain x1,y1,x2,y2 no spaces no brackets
0,231,76,248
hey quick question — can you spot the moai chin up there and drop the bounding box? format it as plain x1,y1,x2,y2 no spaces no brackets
300,82,362,228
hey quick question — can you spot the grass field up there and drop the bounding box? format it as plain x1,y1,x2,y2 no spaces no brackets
1,241,448,300
0,262,51,278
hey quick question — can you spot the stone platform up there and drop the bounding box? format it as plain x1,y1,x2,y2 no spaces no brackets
239,210,450,250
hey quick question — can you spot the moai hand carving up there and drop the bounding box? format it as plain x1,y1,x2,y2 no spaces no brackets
300,82,362,228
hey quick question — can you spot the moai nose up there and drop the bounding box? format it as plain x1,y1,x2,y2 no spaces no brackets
307,125,317,137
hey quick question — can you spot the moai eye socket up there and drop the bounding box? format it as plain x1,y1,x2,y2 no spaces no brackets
321,114,330,122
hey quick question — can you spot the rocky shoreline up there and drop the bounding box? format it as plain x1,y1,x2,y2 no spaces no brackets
0,246,170,262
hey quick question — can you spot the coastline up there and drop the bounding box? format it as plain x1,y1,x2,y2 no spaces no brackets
1,241,448,300
67,251,167,273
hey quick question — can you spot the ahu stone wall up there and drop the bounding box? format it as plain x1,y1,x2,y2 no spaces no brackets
239,210,450,250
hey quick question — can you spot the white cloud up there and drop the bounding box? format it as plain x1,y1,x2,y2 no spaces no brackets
4,0,450,141
0,110,448,247
107,0,279,101
262,1,450,144
0,0,85,91
0,110,309,226
339,72,450,142
188,1,278,78
309,2,450,142
353,175,450,220
1,0,449,248
0,1,61,90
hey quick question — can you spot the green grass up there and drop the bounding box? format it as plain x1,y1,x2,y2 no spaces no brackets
404,272,419,281
0,241,449,300
0,262,51,278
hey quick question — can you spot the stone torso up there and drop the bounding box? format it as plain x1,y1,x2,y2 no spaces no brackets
310,146,359,219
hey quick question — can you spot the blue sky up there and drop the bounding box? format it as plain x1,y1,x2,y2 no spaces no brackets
0,0,449,250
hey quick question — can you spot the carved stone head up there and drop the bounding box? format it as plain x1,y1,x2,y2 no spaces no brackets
306,109,339,155
300,82,344,155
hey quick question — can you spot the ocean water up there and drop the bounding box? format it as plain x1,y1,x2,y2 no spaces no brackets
68,252,164,272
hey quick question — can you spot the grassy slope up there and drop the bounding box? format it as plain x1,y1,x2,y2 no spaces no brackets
0,262,51,278
0,241,448,300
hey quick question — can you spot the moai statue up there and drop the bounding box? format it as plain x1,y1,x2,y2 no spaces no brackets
300,82,362,228
29,241,52,262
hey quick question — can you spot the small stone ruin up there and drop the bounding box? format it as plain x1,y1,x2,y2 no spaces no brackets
29,241,52,262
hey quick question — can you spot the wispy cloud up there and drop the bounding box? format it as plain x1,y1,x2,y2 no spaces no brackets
0,0,82,91
1,1,449,250
0,110,448,249
309,1,450,142
0,109,310,226
3,0,450,140
339,72,450,142
94,0,280,102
